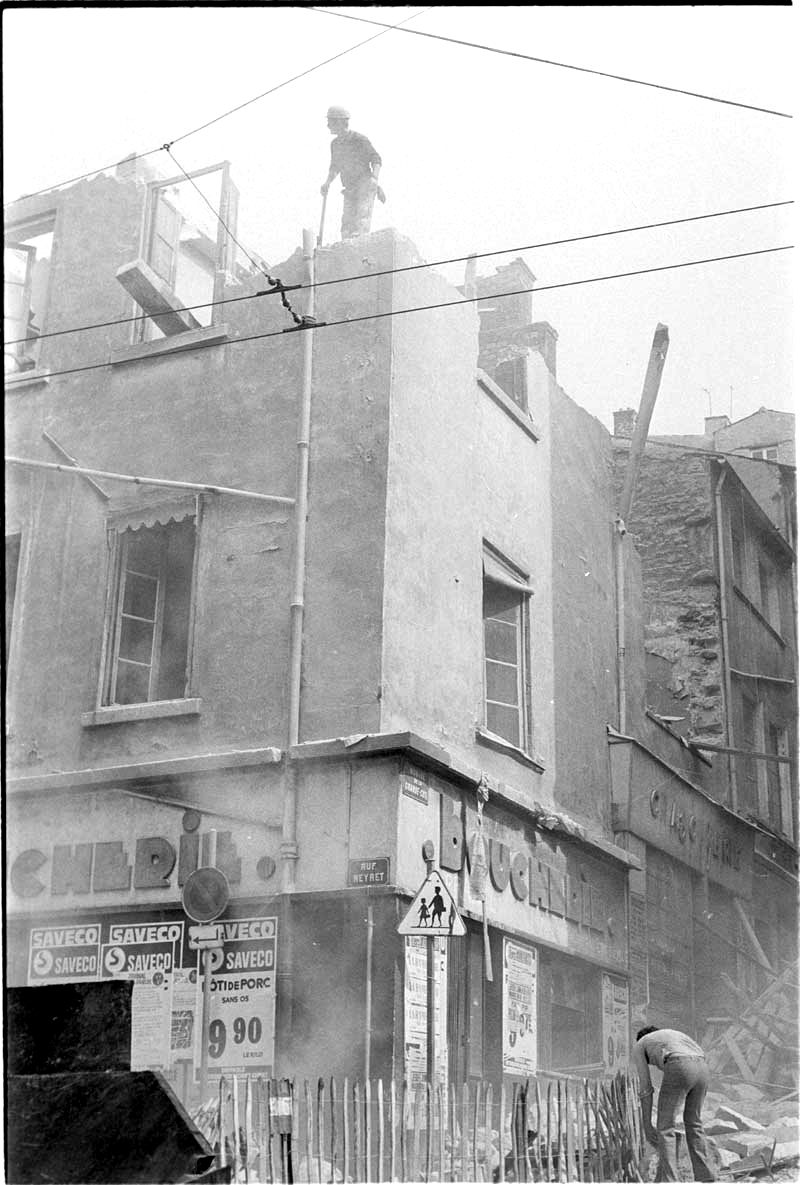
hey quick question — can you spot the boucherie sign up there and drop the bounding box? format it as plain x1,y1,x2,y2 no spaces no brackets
439,795,628,968
7,790,276,910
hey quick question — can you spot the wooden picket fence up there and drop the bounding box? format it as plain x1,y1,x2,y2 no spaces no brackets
191,1072,646,1183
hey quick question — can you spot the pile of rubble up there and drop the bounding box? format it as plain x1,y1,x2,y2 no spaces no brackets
704,1085,799,1180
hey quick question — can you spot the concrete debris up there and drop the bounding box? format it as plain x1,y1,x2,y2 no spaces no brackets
715,1105,767,1131
704,1090,799,1179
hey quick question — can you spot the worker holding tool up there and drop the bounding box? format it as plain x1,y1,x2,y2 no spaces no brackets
320,106,385,241
633,1024,714,1182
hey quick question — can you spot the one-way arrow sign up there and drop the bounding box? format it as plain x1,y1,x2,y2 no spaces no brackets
398,869,466,937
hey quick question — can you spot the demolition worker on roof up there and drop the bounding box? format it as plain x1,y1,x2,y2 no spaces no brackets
320,105,385,240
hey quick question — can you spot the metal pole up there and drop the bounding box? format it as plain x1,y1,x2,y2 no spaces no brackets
365,898,374,1082
199,830,218,1102
5,456,295,506
427,936,435,1087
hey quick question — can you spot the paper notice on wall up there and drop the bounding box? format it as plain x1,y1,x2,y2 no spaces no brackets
404,936,448,1108
171,966,199,1064
502,939,537,1075
602,973,629,1072
129,970,174,1070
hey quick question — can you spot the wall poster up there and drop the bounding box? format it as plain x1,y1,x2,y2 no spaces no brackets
502,939,537,1075
602,973,630,1073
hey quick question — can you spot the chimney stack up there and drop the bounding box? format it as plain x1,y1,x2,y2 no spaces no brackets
614,408,637,439
705,415,731,437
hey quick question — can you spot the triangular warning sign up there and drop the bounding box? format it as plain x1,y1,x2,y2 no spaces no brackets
398,868,466,937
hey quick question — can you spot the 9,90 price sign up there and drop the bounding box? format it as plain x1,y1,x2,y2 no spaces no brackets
202,917,277,1077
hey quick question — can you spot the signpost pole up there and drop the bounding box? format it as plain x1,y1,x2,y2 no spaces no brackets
365,893,374,1084
424,849,435,1090
199,830,218,1102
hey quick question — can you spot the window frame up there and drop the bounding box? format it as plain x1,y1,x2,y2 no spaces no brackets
96,496,202,712
130,161,238,343
481,545,533,756
4,212,56,374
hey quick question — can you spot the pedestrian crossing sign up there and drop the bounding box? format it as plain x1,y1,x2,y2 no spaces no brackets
397,869,466,937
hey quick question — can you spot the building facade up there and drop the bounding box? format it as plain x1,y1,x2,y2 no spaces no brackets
610,410,798,1062
6,161,643,1106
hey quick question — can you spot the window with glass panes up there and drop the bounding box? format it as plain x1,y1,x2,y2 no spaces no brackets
103,515,196,706
482,551,531,750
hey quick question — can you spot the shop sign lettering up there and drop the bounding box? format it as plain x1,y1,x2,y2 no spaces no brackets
648,789,742,870
10,825,249,900
440,800,612,934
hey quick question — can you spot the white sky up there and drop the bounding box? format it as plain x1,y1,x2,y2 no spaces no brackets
3,5,796,435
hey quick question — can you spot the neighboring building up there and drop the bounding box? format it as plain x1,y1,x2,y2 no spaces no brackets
5,160,640,1106
610,408,798,1047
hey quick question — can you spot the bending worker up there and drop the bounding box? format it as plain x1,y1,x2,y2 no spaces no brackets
321,105,385,240
633,1024,714,1182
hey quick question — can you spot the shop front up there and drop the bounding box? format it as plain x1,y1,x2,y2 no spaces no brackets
426,774,633,1085
609,733,756,1037
6,785,282,1105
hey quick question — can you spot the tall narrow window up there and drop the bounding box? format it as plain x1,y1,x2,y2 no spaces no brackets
738,692,761,815
493,356,528,411
4,218,54,373
482,548,532,750
765,721,792,838
102,509,197,706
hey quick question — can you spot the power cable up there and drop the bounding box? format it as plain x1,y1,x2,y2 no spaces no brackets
6,200,793,347
4,8,434,207
4,244,792,386
307,7,793,120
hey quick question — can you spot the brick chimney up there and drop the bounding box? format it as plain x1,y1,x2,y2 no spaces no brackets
614,408,637,439
705,415,730,437
529,322,558,378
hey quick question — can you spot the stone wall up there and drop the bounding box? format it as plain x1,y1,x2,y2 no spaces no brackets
612,442,725,741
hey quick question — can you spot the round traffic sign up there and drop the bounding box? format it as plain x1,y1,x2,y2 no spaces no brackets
181,866,230,922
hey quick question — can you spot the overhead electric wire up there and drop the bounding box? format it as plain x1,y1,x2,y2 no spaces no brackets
308,7,793,120
4,7,434,207
6,200,793,347
5,244,792,387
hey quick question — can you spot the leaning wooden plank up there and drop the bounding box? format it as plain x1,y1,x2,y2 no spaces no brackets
244,1076,253,1184
523,1079,533,1183
377,1079,385,1185
330,1078,339,1185
575,1079,585,1183
440,1085,448,1180
484,1083,494,1185
565,1079,576,1184
545,1081,553,1181
115,258,203,336
509,1083,520,1182
316,1078,325,1185
724,1032,757,1081
389,1079,397,1185
354,1080,364,1184
232,1076,241,1180
365,1078,372,1184
497,1085,509,1185
304,1080,313,1181
417,1085,429,1180
532,1078,543,1181
462,1081,471,1184
342,1077,350,1185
